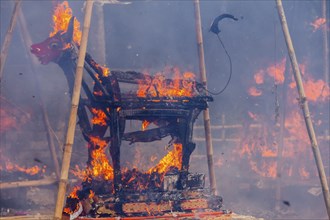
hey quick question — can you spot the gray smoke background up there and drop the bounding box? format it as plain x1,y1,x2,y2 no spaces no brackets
1,0,329,219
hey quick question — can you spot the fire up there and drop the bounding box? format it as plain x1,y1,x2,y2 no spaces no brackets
88,136,114,181
63,186,80,214
0,97,30,133
266,57,286,84
100,66,110,77
310,17,326,32
248,86,262,96
248,111,258,120
241,58,327,180
147,143,182,174
91,108,107,126
137,68,196,98
50,1,81,44
141,120,150,131
0,108,18,133
254,70,264,84
0,153,46,176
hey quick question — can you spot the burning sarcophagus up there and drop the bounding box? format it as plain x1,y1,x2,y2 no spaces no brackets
30,1,225,219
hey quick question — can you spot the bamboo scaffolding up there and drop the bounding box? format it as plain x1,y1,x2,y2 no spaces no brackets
276,0,330,217
53,1,94,219
0,177,57,189
0,0,21,82
193,0,217,195
17,7,61,180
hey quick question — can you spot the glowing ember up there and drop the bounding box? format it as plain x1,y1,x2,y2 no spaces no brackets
137,68,196,98
91,108,107,126
50,1,81,44
310,17,326,32
100,65,110,77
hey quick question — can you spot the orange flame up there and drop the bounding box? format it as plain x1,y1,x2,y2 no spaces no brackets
50,1,81,44
310,17,326,32
147,143,182,174
88,136,114,180
0,152,46,176
241,59,326,180
248,111,258,120
137,68,196,98
141,120,151,131
254,70,264,84
63,186,80,214
248,86,262,96
266,57,286,84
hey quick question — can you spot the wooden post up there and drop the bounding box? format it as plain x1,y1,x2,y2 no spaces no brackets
322,0,329,86
53,1,94,219
17,7,61,180
0,0,21,82
193,0,217,195
0,177,57,189
276,0,330,217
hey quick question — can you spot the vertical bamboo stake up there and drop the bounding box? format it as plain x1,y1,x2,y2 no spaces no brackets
53,1,94,219
193,0,217,195
276,0,330,217
17,7,61,180
322,0,329,86
0,0,21,82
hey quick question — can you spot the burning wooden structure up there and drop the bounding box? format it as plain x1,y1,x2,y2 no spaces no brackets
29,4,224,217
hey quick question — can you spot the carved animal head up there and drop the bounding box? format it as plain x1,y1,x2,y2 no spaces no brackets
30,16,75,65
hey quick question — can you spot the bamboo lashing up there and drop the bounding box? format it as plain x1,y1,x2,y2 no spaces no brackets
193,0,217,195
53,1,94,219
276,0,330,217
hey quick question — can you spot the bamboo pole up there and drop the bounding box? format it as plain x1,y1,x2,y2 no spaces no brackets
193,0,217,195
0,0,21,82
0,177,57,189
323,0,329,86
276,0,330,217
53,1,94,219
17,7,61,179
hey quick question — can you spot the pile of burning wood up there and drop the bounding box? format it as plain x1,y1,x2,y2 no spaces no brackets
28,2,227,219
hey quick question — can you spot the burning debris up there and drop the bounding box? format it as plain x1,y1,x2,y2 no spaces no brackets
29,1,225,218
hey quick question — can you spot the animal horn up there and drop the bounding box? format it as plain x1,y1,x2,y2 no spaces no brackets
62,16,75,43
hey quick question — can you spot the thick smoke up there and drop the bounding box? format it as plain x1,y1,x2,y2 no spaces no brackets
0,1,328,219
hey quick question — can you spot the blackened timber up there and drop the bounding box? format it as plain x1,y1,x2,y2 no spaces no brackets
83,61,110,98
122,125,177,143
